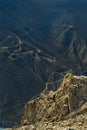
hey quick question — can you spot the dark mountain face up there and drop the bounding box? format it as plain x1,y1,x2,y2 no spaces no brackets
0,0,87,126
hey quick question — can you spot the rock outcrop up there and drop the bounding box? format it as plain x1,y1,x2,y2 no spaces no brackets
12,73,87,130
1,0,87,125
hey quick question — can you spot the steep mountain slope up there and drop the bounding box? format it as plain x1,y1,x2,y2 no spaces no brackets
12,73,87,130
0,0,87,126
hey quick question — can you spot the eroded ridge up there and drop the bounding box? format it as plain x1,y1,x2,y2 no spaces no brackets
13,73,87,130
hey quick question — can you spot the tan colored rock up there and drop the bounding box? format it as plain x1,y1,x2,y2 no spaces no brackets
13,73,87,130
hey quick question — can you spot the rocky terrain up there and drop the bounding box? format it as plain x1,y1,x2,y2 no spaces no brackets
12,73,87,130
0,0,87,126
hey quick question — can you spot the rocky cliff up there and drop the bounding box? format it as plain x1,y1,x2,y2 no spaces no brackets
12,73,87,130
1,0,87,125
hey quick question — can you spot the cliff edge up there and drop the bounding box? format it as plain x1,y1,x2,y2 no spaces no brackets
13,73,87,130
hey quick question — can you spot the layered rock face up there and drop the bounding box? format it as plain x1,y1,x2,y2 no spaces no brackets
13,73,87,130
